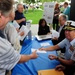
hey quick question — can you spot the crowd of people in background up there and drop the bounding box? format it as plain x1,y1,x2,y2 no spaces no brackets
53,2,70,31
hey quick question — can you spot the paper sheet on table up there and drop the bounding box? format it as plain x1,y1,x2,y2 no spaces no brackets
40,42,50,46
31,48,47,53
13,20,20,28
51,30,59,38
19,25,30,41
35,34,52,41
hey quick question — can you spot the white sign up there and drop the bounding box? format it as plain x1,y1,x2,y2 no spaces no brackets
43,2,55,24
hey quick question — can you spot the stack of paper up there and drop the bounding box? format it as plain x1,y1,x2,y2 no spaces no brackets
13,20,20,28
31,48,47,53
35,34,52,41
51,30,59,38
19,25,30,41
40,42,50,47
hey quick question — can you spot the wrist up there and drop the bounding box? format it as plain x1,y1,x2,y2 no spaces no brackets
29,54,32,59
45,48,47,51
56,56,59,60
21,19,23,22
46,48,49,51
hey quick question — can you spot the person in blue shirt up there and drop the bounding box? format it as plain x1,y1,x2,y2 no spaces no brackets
40,20,75,75
14,4,26,28
63,2,70,20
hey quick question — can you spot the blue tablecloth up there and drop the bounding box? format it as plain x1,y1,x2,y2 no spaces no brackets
12,38,60,75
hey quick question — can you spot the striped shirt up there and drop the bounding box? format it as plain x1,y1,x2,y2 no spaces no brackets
0,37,21,75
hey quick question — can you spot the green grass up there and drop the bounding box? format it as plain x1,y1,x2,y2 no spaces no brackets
24,9,43,24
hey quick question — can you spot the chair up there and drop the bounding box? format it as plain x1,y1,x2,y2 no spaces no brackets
38,69,64,75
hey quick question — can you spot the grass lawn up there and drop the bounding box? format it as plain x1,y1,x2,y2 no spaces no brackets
24,9,43,24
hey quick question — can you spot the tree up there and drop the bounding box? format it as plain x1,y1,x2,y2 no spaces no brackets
23,0,35,3
40,0,65,3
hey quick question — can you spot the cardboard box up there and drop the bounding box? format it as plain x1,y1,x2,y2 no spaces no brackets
38,69,64,75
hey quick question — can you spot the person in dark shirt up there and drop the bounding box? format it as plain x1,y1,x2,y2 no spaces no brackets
52,14,67,45
52,14,67,53
38,18,50,35
53,3,60,31
14,4,26,28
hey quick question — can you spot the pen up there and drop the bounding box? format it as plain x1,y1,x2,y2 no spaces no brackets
39,46,44,50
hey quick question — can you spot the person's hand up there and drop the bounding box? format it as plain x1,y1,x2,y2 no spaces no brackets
21,18,25,22
48,55,57,60
54,14,58,16
47,32,51,35
52,37,58,40
55,65,65,71
20,31,24,36
16,28,20,32
30,51,38,59
39,48,47,51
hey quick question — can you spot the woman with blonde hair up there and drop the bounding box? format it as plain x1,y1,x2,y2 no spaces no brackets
53,3,60,31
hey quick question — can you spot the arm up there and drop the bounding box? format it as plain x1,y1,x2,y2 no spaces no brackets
0,37,38,70
49,55,74,65
19,31,24,36
40,45,60,51
55,65,65,71
46,45,60,51
40,38,66,51
16,18,26,24
52,37,58,40
18,51,38,63
57,57,74,65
